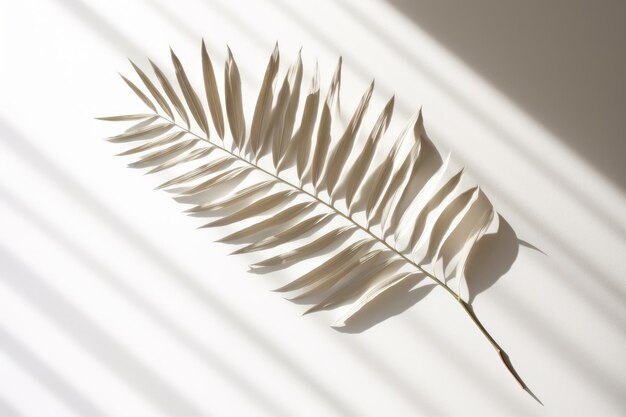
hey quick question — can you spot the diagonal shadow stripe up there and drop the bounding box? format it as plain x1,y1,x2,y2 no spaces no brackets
0,326,106,417
53,0,146,59
0,247,207,417
491,290,626,405
381,0,626,192
277,0,626,239
0,391,24,417
0,185,290,417
0,119,357,415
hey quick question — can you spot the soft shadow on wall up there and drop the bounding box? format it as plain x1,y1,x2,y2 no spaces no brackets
385,0,626,191
336,214,524,333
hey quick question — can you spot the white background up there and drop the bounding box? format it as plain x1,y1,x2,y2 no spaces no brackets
0,0,625,416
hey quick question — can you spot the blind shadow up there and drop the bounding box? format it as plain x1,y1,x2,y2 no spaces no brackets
0,394,21,417
384,0,626,192
0,326,106,417
0,185,290,417
0,247,207,417
0,119,357,416
54,0,146,59
273,0,626,239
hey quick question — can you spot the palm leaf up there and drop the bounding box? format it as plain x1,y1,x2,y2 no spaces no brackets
224,47,246,151
150,58,191,128
249,44,279,159
119,74,156,113
325,80,374,200
344,95,394,209
99,43,539,400
96,113,154,121
171,49,210,136
280,64,320,180
201,39,225,139
129,60,175,120
275,51,303,169
310,57,341,190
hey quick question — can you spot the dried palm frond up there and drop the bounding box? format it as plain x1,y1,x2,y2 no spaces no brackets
98,41,539,401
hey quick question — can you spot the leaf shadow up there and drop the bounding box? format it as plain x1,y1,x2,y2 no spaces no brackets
518,238,546,256
465,213,519,303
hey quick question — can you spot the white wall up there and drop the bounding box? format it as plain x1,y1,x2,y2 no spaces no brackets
0,0,624,416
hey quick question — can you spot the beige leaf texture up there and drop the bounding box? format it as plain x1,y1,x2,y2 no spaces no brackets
116,131,187,156
183,166,252,195
107,122,173,143
155,155,233,190
310,57,342,189
149,59,190,128
127,139,197,169
119,74,156,113
148,146,214,174
344,95,394,209
129,60,174,120
187,180,275,213
224,47,246,151
96,113,153,122
217,201,314,243
171,49,210,136
251,225,356,269
305,251,403,314
233,213,333,254
285,65,320,180
201,40,225,139
274,238,373,294
201,190,297,227
326,80,374,199
276,51,303,168
249,44,279,159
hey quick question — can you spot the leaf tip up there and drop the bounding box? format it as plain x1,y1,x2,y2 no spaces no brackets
304,304,323,315
230,247,247,255
415,106,425,129
169,46,178,62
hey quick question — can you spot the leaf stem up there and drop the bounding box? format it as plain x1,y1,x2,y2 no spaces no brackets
152,114,538,401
